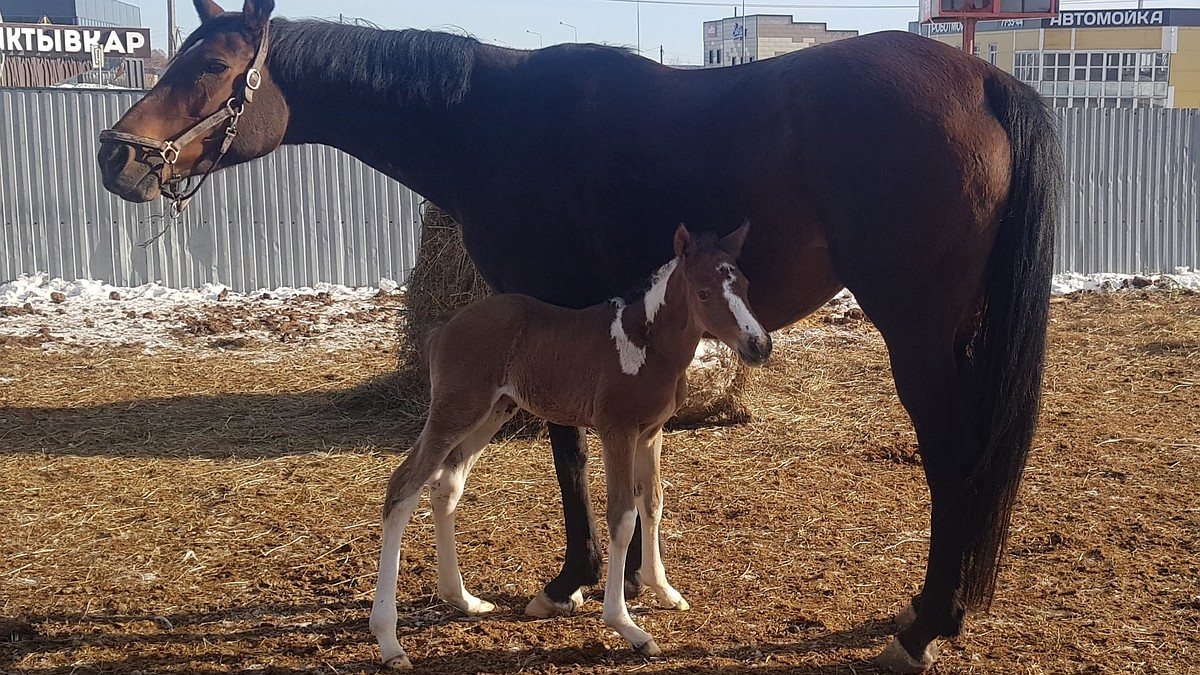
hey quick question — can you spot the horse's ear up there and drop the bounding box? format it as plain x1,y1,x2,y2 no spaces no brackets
194,0,225,23
720,219,751,258
673,223,695,258
242,0,275,31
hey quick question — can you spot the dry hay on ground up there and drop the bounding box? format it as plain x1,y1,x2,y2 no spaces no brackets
1,290,1198,674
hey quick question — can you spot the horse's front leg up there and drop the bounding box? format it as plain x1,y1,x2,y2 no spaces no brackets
598,430,661,656
526,423,597,616
634,428,688,611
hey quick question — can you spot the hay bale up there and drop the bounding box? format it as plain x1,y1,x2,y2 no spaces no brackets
337,203,752,428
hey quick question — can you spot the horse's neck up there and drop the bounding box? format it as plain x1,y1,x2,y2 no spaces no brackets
270,21,524,207
619,261,704,372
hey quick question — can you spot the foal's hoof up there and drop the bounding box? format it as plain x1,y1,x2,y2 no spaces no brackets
524,589,584,618
665,597,690,611
633,639,662,657
873,637,937,674
382,653,413,670
893,602,917,631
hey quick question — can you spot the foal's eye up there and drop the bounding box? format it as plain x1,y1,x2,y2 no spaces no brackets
697,289,712,302
204,61,230,75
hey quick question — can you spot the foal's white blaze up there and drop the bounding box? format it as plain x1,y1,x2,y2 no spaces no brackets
719,264,766,337
609,299,647,375
642,258,678,324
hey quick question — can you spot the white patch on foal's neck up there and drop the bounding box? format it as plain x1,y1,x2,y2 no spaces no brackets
609,299,647,376
720,265,765,337
642,258,678,324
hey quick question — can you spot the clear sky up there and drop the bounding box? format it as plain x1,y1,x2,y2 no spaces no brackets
136,0,1200,66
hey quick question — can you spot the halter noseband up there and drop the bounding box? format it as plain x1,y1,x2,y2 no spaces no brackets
99,20,271,216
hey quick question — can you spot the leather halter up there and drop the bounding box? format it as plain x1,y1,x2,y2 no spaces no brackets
99,19,271,216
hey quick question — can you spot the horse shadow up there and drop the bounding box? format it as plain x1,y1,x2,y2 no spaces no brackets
1,601,898,674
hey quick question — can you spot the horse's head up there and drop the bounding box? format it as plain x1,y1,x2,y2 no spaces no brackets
675,221,772,366
97,0,287,203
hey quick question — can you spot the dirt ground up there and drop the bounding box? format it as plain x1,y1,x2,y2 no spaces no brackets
1,289,1197,674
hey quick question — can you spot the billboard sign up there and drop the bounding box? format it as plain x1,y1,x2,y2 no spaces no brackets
0,23,151,59
922,0,1058,23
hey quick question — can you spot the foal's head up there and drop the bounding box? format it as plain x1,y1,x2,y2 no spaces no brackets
674,222,772,366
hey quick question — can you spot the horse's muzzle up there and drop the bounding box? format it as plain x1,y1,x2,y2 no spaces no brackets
737,334,772,366
98,141,162,203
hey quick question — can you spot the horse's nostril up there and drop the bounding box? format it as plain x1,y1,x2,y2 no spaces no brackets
97,141,133,175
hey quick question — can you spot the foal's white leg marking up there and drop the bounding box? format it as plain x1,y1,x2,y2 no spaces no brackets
609,299,647,376
634,429,688,611
430,399,516,615
431,445,494,615
370,491,421,670
642,258,678,324
603,508,660,656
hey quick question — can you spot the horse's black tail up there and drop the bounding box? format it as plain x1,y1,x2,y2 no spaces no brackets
961,74,1061,611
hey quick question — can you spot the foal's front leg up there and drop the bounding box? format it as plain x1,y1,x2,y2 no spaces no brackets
633,428,688,611
599,430,661,656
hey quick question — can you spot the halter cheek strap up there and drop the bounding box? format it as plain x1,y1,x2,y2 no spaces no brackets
99,19,271,216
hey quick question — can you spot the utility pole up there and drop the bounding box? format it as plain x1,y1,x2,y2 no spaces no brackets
660,45,664,64
167,0,179,58
636,1,641,55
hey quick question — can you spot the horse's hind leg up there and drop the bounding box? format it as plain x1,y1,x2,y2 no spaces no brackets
370,395,497,670
865,321,980,673
633,429,688,611
431,397,518,614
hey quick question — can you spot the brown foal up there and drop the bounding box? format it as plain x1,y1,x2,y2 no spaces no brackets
369,222,771,668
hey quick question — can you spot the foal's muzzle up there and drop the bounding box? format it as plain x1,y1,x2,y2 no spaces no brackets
737,334,772,366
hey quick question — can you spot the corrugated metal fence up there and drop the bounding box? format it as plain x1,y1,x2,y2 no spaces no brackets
1,90,1198,290
1,88,423,291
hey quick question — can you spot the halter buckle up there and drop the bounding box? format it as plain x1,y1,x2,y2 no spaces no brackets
161,141,180,165
246,68,262,91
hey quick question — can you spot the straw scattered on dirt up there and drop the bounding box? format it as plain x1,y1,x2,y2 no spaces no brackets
1,289,1198,674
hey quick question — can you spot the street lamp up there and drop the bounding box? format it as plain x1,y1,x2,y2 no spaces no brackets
526,29,543,47
559,21,578,42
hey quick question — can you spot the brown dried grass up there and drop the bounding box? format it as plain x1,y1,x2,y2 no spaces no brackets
1,289,1197,674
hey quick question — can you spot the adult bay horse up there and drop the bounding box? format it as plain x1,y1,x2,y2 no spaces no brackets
97,0,1061,671
372,223,769,668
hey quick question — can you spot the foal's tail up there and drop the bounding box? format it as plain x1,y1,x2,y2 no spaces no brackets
961,74,1061,611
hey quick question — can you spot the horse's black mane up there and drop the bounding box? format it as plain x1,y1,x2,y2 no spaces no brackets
269,18,478,108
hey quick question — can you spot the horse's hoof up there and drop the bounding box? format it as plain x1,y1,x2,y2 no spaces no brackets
873,637,937,674
524,589,584,618
665,597,690,611
382,653,413,670
634,639,662,657
624,578,646,600
471,599,496,614
894,602,917,631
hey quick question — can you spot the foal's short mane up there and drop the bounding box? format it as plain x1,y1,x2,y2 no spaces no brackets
267,18,478,108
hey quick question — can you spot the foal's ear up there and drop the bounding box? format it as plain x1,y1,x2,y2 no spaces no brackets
242,0,275,31
720,220,751,258
673,223,696,258
194,0,225,23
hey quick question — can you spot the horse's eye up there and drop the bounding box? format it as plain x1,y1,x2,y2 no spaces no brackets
204,61,229,75
697,289,712,302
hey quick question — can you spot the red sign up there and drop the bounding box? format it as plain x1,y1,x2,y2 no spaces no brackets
921,0,1058,23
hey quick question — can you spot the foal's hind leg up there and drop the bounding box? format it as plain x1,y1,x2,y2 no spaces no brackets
633,428,688,611
431,398,518,614
370,396,498,670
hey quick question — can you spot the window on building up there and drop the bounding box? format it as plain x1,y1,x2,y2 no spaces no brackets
988,44,998,66
732,56,737,65
1014,50,1172,109
708,49,714,64
717,49,722,63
